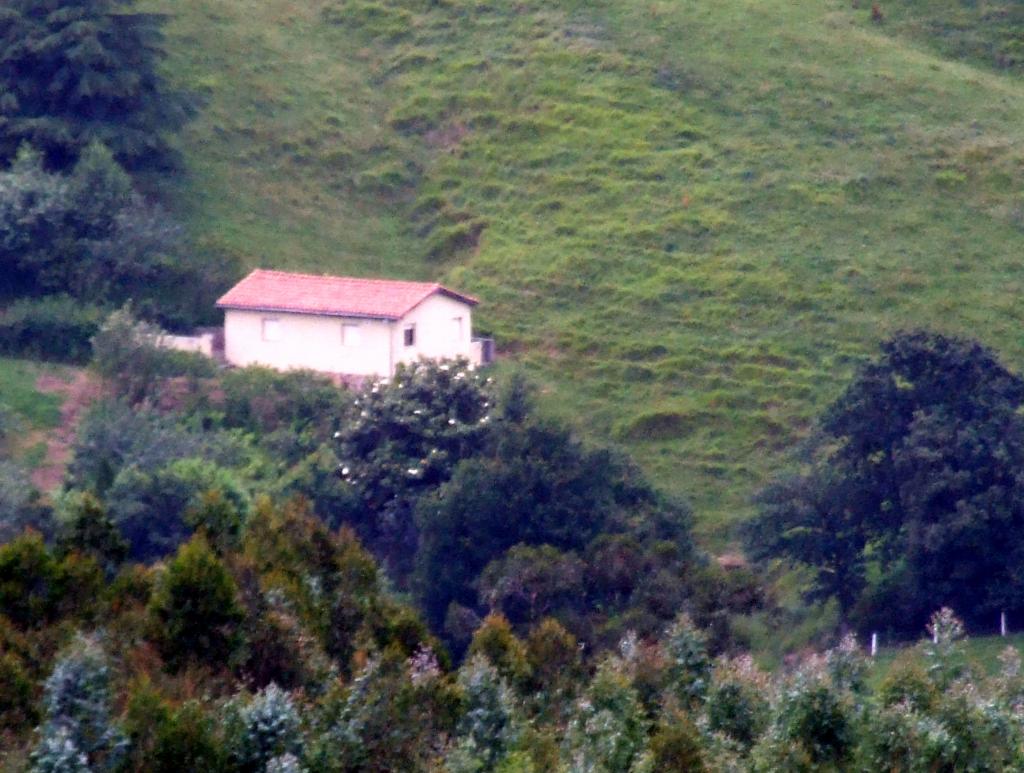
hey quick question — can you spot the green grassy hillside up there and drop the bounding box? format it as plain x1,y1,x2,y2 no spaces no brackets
882,0,1024,72
151,0,1024,543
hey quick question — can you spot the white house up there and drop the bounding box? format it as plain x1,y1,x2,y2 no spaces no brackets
215,269,486,378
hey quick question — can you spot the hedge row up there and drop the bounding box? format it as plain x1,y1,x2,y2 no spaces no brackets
0,296,106,364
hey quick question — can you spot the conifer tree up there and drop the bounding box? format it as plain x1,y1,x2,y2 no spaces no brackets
0,0,190,171
147,535,245,670
58,491,128,574
448,655,519,772
227,684,303,773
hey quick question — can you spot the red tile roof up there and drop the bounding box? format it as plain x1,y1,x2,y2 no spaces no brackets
216,269,478,320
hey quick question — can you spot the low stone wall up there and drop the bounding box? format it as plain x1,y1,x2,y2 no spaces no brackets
160,331,217,358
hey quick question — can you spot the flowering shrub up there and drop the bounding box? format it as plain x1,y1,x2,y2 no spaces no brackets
923,607,970,688
825,633,867,695
705,655,770,749
753,666,853,770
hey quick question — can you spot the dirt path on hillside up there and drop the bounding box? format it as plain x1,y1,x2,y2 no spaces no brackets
31,370,104,492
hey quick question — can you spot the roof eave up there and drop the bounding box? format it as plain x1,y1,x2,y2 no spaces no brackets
216,303,399,322
437,287,480,306
395,287,480,318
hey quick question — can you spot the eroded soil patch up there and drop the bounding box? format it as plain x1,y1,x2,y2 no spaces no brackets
30,371,104,492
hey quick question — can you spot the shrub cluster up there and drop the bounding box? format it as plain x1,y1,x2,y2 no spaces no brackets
0,296,105,363
330,364,753,653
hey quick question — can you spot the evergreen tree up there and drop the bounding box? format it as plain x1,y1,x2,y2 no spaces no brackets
564,657,648,773
312,652,459,772
57,491,128,574
0,0,190,171
31,634,126,772
664,613,712,708
448,655,519,772
147,535,245,670
0,143,221,328
0,530,65,627
121,687,226,773
754,669,853,770
227,684,303,773
0,459,49,543
29,726,90,773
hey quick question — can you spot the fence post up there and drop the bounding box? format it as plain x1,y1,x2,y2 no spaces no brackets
1002,611,1008,637
871,632,878,658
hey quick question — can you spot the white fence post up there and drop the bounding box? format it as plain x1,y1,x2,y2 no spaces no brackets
1002,611,1008,637
871,632,878,658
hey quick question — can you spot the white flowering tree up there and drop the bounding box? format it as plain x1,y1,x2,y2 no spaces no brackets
334,357,493,575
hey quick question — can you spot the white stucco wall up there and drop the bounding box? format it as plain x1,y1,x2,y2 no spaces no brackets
223,309,393,376
392,294,475,370
161,332,215,358
223,293,475,377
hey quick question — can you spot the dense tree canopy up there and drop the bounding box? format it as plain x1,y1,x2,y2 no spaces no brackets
0,144,230,328
329,366,709,648
6,344,1024,768
414,411,694,635
747,330,1024,634
334,359,494,575
0,0,189,172
147,535,245,671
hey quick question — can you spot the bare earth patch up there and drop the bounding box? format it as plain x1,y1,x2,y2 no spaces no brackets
424,122,468,151
31,370,104,492
716,552,749,570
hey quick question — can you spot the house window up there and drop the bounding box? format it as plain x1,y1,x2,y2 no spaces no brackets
342,323,361,346
452,316,463,342
403,324,416,347
262,318,282,342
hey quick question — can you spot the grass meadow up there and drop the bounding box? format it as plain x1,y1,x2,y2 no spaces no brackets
148,0,1024,546
0,357,72,472
865,632,1024,691
0,358,64,431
